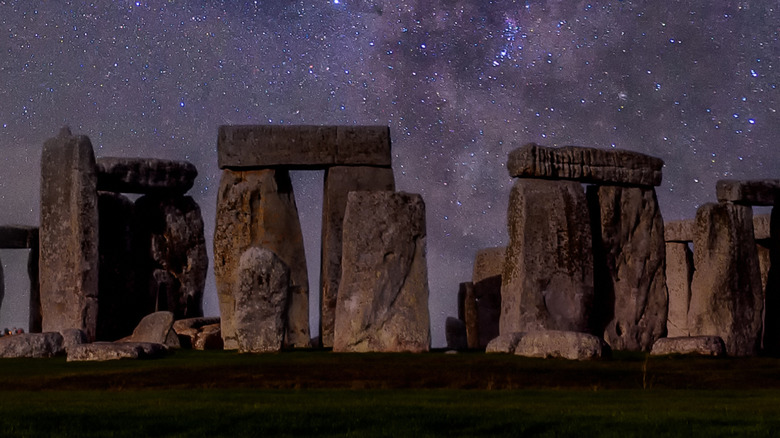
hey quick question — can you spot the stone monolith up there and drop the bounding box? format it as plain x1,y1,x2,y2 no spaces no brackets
665,242,694,337
472,247,504,348
589,185,667,351
333,191,430,353
688,203,763,356
501,179,594,334
40,127,99,340
214,169,310,349
320,166,395,348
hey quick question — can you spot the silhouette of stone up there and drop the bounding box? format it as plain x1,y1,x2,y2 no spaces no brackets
334,191,430,353
514,330,609,360
28,237,40,333
134,195,208,320
472,247,504,349
97,192,138,341
218,125,392,169
460,282,479,349
0,332,64,358
716,179,780,206
508,143,663,187
664,219,694,242
96,157,197,195
760,208,780,355
666,242,694,337
445,317,468,350
234,247,290,353
320,166,395,348
589,185,667,351
214,168,310,349
688,203,763,356
650,336,726,356
40,127,99,340
485,332,525,354
501,179,594,334
119,311,176,347
0,225,38,248
67,342,167,361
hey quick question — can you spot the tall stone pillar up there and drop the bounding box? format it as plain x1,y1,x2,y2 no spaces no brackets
39,127,99,340
688,202,763,356
665,242,693,337
320,166,394,348
214,168,310,349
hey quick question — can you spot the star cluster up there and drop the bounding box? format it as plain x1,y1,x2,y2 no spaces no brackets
0,0,778,345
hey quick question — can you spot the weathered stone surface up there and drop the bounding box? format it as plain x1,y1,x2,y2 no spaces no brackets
664,219,694,242
218,125,392,169
757,243,771,296
754,214,771,241
0,225,38,249
40,127,99,341
589,185,667,351
472,247,506,284
334,191,430,353
514,330,608,360
194,324,223,350
0,333,64,358
214,169,310,349
485,332,525,354
97,192,138,341
234,247,290,353
445,317,468,350
508,143,663,187
716,179,780,206
650,336,726,356
320,166,395,348
172,317,220,348
666,243,694,337
688,203,763,356
60,328,88,352
173,317,221,334
460,282,479,349
67,342,167,361
96,157,197,195
501,179,594,334
120,311,176,345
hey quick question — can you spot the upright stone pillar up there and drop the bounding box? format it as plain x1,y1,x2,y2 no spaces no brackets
320,166,394,348
460,282,479,349
472,247,504,348
501,179,594,334
39,127,99,340
28,236,41,333
688,203,763,356
214,169,310,349
588,185,667,351
665,242,693,337
762,208,780,354
333,191,430,353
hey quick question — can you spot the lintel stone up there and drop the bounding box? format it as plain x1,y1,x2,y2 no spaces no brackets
716,179,780,206
218,125,392,169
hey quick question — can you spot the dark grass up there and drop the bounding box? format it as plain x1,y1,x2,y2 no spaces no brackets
1,350,780,436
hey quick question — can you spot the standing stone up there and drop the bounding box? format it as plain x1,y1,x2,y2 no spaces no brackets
460,282,479,349
501,179,594,335
320,166,395,348
28,238,41,333
761,208,780,354
665,242,694,337
445,317,467,350
588,185,667,351
472,248,504,348
40,127,99,340
214,169,310,349
333,191,430,353
134,195,208,320
234,247,290,353
688,203,763,356
97,192,138,341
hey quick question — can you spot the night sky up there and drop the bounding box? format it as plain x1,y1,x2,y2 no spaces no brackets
0,1,778,346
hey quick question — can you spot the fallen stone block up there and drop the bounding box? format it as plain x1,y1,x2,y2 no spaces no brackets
59,328,87,352
0,225,38,249
173,317,220,334
218,125,392,169
0,333,64,358
485,332,525,354
119,311,178,348
334,191,430,353
650,336,726,356
234,247,290,353
514,330,609,360
716,179,780,206
66,342,167,361
96,157,197,195
507,143,663,187
194,324,223,350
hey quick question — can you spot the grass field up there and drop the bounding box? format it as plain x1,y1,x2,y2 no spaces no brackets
0,350,779,437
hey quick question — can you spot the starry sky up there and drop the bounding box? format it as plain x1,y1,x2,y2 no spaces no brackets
0,0,778,346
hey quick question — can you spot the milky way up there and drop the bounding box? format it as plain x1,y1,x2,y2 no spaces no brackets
1,1,778,345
